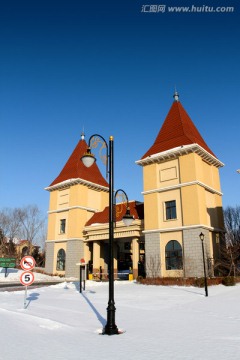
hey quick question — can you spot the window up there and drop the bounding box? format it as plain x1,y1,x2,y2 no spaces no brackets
165,240,183,270
165,200,177,220
56,249,66,271
60,219,66,234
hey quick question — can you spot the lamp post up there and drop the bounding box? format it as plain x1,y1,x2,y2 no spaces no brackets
81,134,134,335
199,232,208,297
115,189,134,227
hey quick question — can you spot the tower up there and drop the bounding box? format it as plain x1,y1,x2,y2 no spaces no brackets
136,93,224,277
45,134,109,277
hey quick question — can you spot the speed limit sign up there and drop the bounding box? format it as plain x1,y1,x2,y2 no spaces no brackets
20,271,35,286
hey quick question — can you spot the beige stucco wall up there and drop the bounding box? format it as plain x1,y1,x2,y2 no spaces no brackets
47,183,109,242
143,159,180,192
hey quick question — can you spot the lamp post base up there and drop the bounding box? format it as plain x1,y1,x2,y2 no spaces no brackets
103,303,119,335
103,325,119,336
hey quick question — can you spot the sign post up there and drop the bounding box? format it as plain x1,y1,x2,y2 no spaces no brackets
76,258,86,293
0,258,16,278
20,256,35,309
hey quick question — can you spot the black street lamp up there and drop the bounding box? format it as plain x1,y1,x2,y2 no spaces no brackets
114,188,134,227
199,232,208,297
81,134,134,335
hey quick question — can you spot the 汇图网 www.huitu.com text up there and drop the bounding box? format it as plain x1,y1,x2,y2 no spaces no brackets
141,4,235,13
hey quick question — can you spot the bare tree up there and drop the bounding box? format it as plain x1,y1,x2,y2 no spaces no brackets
146,255,161,278
215,242,239,276
214,206,240,276
17,205,46,253
224,206,240,245
0,208,21,256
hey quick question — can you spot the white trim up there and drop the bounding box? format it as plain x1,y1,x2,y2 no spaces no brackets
143,224,224,234
136,144,224,168
142,180,223,196
45,238,84,243
48,205,98,214
45,178,109,192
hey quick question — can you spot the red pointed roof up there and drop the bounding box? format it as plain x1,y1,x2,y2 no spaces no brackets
142,99,216,159
49,138,109,188
85,201,144,226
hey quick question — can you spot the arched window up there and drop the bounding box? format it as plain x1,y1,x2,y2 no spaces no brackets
165,240,183,270
21,246,29,257
56,249,66,271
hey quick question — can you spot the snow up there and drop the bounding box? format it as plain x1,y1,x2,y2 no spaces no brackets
0,270,240,359
0,268,63,282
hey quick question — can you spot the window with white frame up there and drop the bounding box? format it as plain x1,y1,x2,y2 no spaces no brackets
60,219,66,234
56,249,66,271
165,200,177,220
165,240,183,270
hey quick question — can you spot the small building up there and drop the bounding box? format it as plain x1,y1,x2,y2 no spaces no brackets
45,92,224,278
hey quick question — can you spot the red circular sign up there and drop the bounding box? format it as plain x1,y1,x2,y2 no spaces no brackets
20,256,36,271
20,271,35,286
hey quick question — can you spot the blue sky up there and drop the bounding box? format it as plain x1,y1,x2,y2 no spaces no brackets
0,0,239,216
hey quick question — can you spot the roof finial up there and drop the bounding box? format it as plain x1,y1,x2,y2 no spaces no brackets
81,127,85,140
173,87,179,102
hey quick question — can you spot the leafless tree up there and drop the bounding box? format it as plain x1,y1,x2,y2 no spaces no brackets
0,205,46,258
224,206,240,245
0,208,21,256
17,205,46,252
214,206,240,276
146,255,161,278
214,237,240,276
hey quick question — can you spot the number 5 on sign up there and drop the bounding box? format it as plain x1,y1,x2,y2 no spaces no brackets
20,271,35,286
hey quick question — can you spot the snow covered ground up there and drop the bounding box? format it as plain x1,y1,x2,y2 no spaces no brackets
0,267,63,283
0,270,240,360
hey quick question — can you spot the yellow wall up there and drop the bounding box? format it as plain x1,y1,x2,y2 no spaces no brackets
159,189,182,228
47,182,109,242
143,152,223,232
144,194,159,230
143,159,179,192
181,185,206,225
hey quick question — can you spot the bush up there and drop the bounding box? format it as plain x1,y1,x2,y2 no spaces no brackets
193,277,206,288
222,276,236,286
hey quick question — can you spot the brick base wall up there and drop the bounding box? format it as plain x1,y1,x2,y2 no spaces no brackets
145,232,161,277
65,239,84,278
45,242,55,274
183,228,209,277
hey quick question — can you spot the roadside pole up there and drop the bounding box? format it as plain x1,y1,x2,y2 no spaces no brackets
19,256,36,309
76,258,86,293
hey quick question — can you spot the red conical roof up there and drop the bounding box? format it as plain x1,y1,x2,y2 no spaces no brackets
85,201,144,226
49,138,109,188
142,99,216,159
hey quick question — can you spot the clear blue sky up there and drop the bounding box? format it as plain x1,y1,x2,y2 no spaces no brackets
0,0,239,216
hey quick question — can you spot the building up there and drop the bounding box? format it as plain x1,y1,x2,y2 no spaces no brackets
45,134,144,278
136,92,224,277
45,92,224,278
